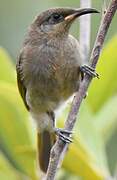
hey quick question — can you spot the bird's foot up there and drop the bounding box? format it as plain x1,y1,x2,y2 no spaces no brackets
80,64,99,79
54,128,72,143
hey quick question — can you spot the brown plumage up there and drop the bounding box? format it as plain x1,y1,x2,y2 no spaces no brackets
16,7,98,172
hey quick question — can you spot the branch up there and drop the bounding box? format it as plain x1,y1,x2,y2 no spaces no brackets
45,0,117,179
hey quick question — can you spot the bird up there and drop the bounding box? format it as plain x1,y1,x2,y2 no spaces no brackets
16,7,99,173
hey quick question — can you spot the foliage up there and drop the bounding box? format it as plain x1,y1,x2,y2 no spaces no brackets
0,35,117,179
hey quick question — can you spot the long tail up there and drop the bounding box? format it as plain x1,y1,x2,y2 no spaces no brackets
37,130,56,173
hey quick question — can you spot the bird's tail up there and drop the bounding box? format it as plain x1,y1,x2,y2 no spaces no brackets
37,130,56,172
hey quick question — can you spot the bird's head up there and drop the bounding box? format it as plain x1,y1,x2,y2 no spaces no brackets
31,7,99,38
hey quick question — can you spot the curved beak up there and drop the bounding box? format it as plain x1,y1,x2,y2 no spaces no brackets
65,8,99,21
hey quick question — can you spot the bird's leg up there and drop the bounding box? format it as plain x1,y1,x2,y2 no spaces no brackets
47,111,72,143
54,128,72,143
79,65,99,99
80,64,99,79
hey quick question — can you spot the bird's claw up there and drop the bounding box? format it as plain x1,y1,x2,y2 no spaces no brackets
54,128,72,143
80,64,99,79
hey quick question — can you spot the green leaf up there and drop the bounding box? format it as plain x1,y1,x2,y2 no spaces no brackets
0,48,15,83
64,144,106,180
0,152,25,180
0,154,19,180
0,81,37,179
94,95,117,143
87,35,117,112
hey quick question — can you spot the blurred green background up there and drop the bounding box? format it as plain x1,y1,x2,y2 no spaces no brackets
0,0,117,59
0,0,117,179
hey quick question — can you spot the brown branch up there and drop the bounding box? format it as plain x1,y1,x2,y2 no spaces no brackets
45,0,117,179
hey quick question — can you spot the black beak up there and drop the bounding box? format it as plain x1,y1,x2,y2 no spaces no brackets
65,8,99,21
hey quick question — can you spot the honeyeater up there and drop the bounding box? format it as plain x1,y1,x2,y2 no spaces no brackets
16,7,98,172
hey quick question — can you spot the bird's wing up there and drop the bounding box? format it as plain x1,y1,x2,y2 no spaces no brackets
16,52,29,110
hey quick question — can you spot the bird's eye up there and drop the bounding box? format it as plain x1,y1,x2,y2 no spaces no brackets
49,13,64,24
52,13,62,20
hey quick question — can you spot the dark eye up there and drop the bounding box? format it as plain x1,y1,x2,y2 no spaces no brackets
49,13,64,24
52,13,63,20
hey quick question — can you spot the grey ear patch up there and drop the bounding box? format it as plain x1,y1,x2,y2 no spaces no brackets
40,23,54,33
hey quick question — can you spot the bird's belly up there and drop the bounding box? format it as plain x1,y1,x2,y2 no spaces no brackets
26,79,62,113
60,67,80,99
26,64,80,113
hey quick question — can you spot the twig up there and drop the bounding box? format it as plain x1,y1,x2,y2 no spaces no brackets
45,0,117,179
80,0,91,61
